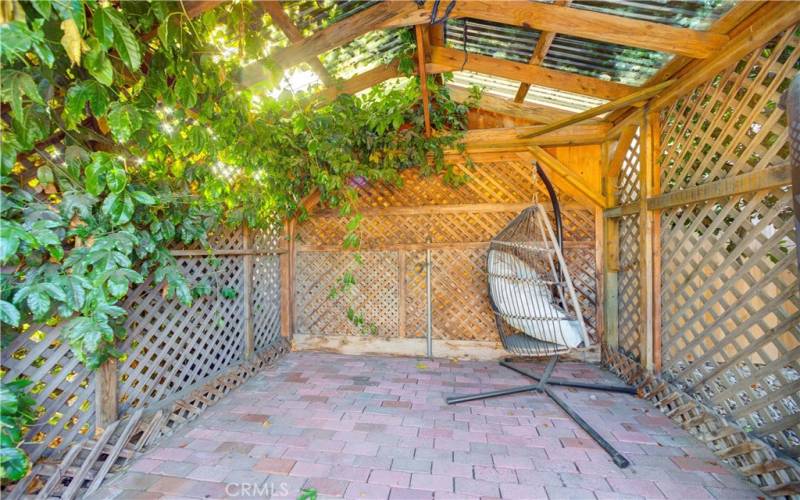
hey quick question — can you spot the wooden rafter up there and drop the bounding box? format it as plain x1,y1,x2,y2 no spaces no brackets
448,86,583,124
259,1,334,86
460,122,610,151
314,60,400,105
429,46,634,101
415,25,432,137
519,79,674,139
513,0,572,103
241,0,728,87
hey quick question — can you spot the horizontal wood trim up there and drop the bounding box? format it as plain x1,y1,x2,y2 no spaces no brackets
314,202,537,218
448,86,579,124
430,46,634,101
169,249,287,257
297,240,595,252
605,164,791,217
461,122,611,150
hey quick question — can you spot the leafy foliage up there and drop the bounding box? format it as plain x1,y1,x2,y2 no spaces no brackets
0,380,36,482
0,0,477,480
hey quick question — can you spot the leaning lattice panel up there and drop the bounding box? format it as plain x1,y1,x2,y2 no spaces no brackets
252,223,283,352
117,229,246,412
658,26,799,461
0,323,95,463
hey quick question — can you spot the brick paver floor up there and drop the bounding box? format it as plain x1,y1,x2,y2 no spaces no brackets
94,352,761,499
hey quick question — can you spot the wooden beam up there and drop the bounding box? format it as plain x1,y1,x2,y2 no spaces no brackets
449,85,580,124
242,225,254,360
520,79,674,139
415,25,432,138
260,1,334,86
314,61,400,105
242,0,729,87
240,1,426,86
449,1,728,59
95,360,117,432
430,46,635,101
601,140,620,351
527,146,606,208
513,0,572,103
460,122,611,150
607,125,638,178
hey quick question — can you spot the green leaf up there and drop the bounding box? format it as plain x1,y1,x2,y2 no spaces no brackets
31,0,52,18
86,153,114,196
106,274,129,298
101,192,135,225
0,446,30,482
0,22,32,64
106,8,141,70
37,165,54,185
174,77,197,109
0,70,45,120
131,191,156,205
107,103,142,142
27,290,50,320
0,301,20,327
105,167,127,194
92,6,115,48
64,81,110,129
84,40,114,86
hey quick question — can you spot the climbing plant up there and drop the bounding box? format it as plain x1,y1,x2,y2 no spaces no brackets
0,0,476,480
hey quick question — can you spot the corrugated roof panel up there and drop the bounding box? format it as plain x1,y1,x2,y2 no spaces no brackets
543,34,672,85
445,18,539,63
321,28,406,80
284,0,381,34
567,0,736,30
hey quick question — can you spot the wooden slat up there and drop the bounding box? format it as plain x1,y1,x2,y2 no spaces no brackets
527,146,606,208
61,421,120,500
314,61,400,105
520,80,673,139
638,111,655,369
84,410,144,496
243,225,254,359
460,122,611,150
430,46,635,101
259,0,334,86
415,25,432,137
94,359,117,431
449,86,578,124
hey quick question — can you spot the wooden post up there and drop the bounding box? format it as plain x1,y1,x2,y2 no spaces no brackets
638,108,656,370
280,220,296,338
650,112,662,373
95,359,118,432
602,142,620,351
415,24,432,138
243,225,255,359
594,143,607,344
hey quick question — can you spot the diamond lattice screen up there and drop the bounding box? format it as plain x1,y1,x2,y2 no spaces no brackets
657,26,799,459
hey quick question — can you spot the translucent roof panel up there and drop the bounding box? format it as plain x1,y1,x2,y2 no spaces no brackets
445,18,539,63
320,29,405,80
567,0,737,30
450,71,607,114
542,34,672,85
284,0,381,35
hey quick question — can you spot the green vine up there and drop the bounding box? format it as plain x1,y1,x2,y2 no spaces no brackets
0,1,479,480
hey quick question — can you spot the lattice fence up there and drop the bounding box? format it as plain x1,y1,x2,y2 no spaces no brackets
1,223,286,469
656,26,799,461
616,129,643,360
295,158,600,345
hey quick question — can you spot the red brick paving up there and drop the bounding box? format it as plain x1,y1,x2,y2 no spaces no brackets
92,352,761,499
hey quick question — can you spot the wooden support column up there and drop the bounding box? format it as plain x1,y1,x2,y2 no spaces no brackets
95,359,117,432
602,142,620,352
650,113,662,373
280,220,296,339
243,225,255,359
594,143,607,344
415,24,432,137
398,250,407,337
638,109,656,370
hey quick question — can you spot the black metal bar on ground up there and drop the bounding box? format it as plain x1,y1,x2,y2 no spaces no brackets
536,355,558,391
445,383,542,404
543,384,631,468
500,361,637,394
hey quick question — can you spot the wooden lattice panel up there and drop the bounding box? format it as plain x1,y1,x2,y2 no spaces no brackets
295,251,400,337
617,128,641,204
565,247,598,342
404,251,428,338
118,253,246,411
253,224,283,352
656,26,799,460
660,28,798,193
0,324,95,463
618,214,642,360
